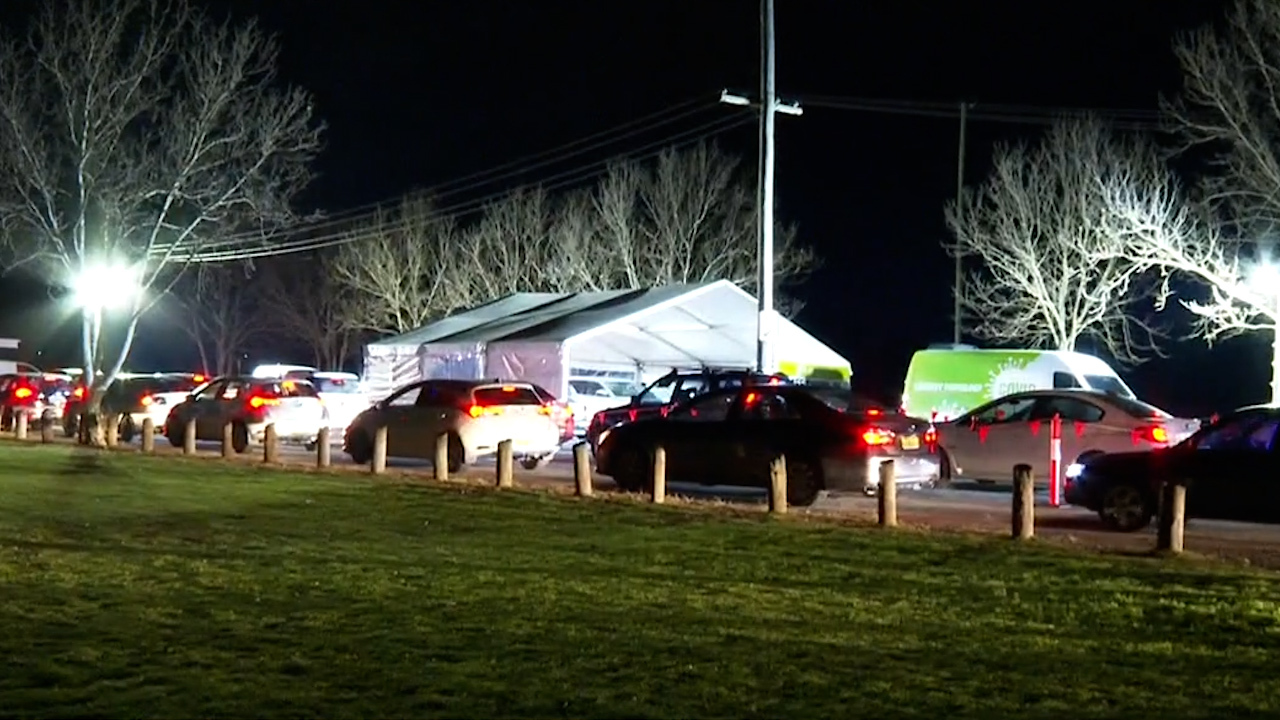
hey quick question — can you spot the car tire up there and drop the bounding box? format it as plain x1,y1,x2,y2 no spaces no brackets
934,447,954,487
520,452,555,471
1098,483,1154,532
612,445,649,493
347,432,372,465
785,458,823,507
231,423,250,454
447,433,465,474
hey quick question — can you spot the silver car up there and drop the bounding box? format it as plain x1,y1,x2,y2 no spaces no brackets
164,375,327,452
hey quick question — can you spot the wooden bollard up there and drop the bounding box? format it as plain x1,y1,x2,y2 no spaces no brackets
877,460,897,528
651,446,667,504
1156,481,1186,554
573,442,593,497
14,412,27,440
768,455,788,514
221,422,235,458
316,427,331,468
434,433,450,482
183,418,196,455
105,415,119,448
1012,463,1035,540
141,418,155,453
371,425,388,474
40,417,54,444
496,439,513,488
263,423,279,464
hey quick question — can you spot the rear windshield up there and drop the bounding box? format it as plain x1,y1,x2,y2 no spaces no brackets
312,377,360,393
473,385,541,406
804,387,889,414
1105,393,1172,419
255,380,319,398
127,377,197,395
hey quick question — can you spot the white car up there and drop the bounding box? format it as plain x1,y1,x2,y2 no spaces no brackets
164,375,327,452
566,377,638,436
305,371,369,436
343,379,561,471
934,389,1201,486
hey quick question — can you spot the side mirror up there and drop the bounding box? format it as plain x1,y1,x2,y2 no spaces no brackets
630,394,641,405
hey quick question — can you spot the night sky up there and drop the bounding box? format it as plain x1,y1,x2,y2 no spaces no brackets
0,0,1262,416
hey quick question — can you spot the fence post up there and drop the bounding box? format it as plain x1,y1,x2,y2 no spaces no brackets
1012,463,1035,540
496,439,513,488
183,418,196,455
877,460,898,528
104,415,120,448
141,418,155,453
371,425,388,474
263,423,279,464
768,455,788,514
573,441,593,497
316,427,331,468
434,433,450,482
651,445,666,504
1156,481,1186,554
221,421,235,459
14,412,27,440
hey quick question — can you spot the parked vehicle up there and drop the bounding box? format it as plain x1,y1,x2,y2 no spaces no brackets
63,372,205,439
1065,405,1280,531
901,344,1138,421
594,384,940,505
566,377,638,435
586,368,788,452
934,389,1199,486
344,379,561,471
164,376,327,452
301,371,369,436
528,383,575,445
0,372,72,430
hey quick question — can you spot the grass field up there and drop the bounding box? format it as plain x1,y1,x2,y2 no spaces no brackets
2,443,1280,718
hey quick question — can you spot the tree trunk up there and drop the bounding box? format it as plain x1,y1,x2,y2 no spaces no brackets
1272,326,1279,404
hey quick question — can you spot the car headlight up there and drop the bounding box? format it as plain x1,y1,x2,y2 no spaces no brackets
1065,462,1085,479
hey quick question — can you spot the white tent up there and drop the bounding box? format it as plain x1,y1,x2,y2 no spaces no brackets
362,280,851,399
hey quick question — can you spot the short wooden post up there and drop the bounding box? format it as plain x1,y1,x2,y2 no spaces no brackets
1156,481,1186,554
1012,463,1035,540
104,415,119,448
496,439,513,488
651,445,666,504
221,421,235,458
183,418,197,455
141,418,155,453
316,427,331,468
434,433,450,482
877,460,898,528
768,454,788,514
263,423,279,464
40,418,54,444
573,442,593,497
14,412,27,440
371,425,388,474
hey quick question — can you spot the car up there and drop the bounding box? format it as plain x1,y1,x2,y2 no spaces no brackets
63,372,206,439
343,379,562,471
1065,405,1280,531
301,371,370,436
528,382,575,445
933,389,1200,486
594,384,940,505
0,372,73,430
164,376,327,452
566,376,638,435
585,368,788,452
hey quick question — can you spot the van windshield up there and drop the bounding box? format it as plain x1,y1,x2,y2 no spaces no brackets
1082,374,1135,399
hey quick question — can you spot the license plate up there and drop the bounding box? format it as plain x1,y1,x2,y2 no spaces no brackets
900,435,920,450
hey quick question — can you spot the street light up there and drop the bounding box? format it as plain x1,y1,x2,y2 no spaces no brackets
71,262,141,311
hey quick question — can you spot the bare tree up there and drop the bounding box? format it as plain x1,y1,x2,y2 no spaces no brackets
256,254,358,370
330,195,472,335
170,263,260,375
946,118,1166,364
0,0,321,441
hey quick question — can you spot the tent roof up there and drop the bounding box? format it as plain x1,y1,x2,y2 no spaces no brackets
373,280,850,371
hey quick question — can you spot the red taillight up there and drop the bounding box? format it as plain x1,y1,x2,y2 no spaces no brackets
12,386,34,401
866,408,882,416
1134,425,1169,445
468,404,503,418
72,386,86,400
248,394,280,409
140,395,153,407
192,374,206,383
924,426,938,446
861,426,895,446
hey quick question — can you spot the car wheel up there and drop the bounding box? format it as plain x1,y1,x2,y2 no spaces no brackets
933,447,954,488
165,420,184,448
785,458,823,507
447,433,465,474
612,445,649,493
119,416,136,443
63,414,79,438
231,423,250,454
520,452,555,471
348,431,372,465
1098,483,1154,532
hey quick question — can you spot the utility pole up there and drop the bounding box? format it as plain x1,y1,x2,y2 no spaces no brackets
720,0,801,373
952,102,969,345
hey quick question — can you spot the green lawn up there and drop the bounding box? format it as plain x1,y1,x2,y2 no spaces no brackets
1,444,1279,718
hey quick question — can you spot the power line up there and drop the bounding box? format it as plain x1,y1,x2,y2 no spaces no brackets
799,95,1166,131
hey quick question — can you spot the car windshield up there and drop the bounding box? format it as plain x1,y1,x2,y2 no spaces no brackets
1083,374,1135,399
604,381,638,396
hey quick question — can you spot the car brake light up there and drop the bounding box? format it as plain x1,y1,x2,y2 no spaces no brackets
140,395,153,407
468,404,503,418
192,374,206,383
13,386,34,400
867,408,882,416
1134,425,1169,445
861,426,895,446
923,426,938,446
248,395,280,409
538,404,553,415
72,387,86,400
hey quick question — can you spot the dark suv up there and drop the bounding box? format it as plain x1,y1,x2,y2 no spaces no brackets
585,368,788,452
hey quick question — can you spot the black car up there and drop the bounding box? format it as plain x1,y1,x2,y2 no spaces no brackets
585,368,789,452
594,384,940,506
1065,405,1280,531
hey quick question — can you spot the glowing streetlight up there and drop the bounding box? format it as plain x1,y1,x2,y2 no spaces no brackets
1249,261,1280,296
71,262,141,311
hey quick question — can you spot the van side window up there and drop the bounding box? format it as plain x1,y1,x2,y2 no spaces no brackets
1053,372,1082,389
